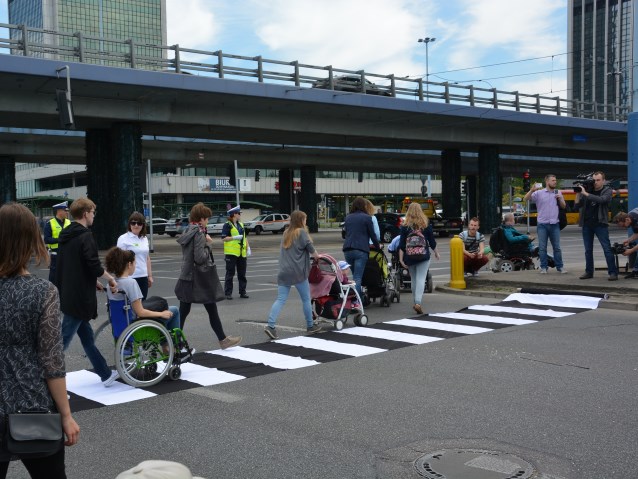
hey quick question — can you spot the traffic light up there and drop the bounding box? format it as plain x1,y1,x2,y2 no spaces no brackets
227,164,236,187
255,169,260,182
358,172,364,183
420,185,427,197
461,181,467,195
523,171,530,191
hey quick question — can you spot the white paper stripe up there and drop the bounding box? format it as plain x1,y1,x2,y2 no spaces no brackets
66,369,156,405
336,326,443,345
468,304,572,318
206,346,319,369
388,319,492,334
430,312,537,326
178,362,245,386
504,293,601,309
276,336,387,357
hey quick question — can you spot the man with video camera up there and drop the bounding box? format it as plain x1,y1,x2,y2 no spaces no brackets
613,208,638,278
574,171,619,281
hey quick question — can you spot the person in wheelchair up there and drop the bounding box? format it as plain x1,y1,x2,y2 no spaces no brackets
104,247,180,333
502,213,537,256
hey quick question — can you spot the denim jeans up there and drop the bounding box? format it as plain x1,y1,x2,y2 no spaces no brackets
408,259,431,306
344,249,369,298
62,314,112,381
164,305,181,332
267,280,313,329
536,223,563,270
582,223,618,275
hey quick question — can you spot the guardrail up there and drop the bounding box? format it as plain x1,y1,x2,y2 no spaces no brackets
0,22,628,122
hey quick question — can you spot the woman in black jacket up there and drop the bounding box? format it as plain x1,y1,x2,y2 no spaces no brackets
342,197,380,298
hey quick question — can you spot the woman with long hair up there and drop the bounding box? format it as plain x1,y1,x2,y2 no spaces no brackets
398,202,440,314
342,197,380,298
117,212,153,300
264,210,321,340
0,203,80,479
175,203,241,350
104,247,180,332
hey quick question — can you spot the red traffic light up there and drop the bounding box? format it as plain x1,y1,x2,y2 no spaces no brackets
523,171,530,179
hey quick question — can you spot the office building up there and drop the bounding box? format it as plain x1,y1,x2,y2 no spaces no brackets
8,0,167,67
568,0,633,116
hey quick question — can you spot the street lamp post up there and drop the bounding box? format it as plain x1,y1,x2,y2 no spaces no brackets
417,36,436,100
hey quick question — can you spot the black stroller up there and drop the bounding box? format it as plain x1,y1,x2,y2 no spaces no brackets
361,247,397,307
388,247,433,298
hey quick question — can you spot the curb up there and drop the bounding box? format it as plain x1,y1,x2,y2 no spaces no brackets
435,285,638,312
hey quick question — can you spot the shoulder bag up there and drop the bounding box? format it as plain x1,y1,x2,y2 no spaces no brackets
175,244,225,304
558,198,567,230
5,409,63,458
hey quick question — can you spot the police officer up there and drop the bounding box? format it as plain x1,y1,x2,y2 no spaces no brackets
221,205,250,299
43,201,71,284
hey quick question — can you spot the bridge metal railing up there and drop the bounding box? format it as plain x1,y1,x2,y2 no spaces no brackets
0,22,628,122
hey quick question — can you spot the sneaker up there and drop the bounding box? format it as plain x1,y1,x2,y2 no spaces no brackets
240,293,249,299
102,370,119,387
557,269,568,274
539,269,548,274
264,326,279,340
225,295,233,300
579,272,593,280
306,324,322,335
179,347,195,358
219,335,241,349
608,274,618,281
471,271,479,277
624,271,638,279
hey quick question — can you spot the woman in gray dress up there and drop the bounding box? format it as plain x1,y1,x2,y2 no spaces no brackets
0,203,80,479
264,210,321,340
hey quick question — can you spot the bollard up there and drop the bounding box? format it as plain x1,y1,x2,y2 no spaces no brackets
449,235,466,289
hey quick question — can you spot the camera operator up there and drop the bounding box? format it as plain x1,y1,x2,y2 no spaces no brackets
613,208,638,279
574,171,619,281
523,174,566,274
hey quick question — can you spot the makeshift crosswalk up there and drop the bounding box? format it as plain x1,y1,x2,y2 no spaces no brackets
67,292,603,412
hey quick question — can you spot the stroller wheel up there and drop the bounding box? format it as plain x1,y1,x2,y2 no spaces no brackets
334,319,345,331
168,366,181,381
426,271,434,294
394,291,400,303
353,314,369,327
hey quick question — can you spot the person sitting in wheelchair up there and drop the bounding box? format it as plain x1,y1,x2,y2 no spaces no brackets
104,247,180,333
502,213,538,256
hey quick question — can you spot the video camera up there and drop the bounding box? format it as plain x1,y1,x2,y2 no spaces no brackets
611,242,628,255
572,173,595,193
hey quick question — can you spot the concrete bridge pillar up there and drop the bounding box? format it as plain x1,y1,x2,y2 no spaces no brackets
278,168,293,214
441,149,462,217
477,145,501,233
86,123,142,249
300,166,318,232
0,156,16,207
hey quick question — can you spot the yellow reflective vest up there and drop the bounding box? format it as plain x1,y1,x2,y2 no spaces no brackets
49,217,71,250
223,221,247,257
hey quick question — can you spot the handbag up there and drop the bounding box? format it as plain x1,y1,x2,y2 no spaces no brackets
175,244,225,304
142,296,168,312
5,410,63,458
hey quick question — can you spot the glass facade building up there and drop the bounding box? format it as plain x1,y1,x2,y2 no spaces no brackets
568,0,633,116
8,0,167,68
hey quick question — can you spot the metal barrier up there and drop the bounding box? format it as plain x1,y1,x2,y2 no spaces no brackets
0,22,628,122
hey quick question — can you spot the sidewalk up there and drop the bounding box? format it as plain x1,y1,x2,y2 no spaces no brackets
437,267,638,311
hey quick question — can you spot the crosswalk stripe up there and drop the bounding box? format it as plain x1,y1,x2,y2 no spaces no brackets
66,292,602,412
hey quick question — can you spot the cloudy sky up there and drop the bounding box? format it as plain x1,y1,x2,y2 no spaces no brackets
0,0,567,97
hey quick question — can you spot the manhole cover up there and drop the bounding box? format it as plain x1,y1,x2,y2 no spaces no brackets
414,449,535,479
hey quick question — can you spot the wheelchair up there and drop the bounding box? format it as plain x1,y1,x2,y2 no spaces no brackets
107,294,193,388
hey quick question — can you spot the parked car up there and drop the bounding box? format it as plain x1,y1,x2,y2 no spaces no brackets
207,215,226,235
165,216,189,237
149,217,168,235
312,74,392,96
243,213,290,235
341,213,405,242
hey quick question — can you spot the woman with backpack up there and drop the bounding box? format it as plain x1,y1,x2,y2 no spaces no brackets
399,202,440,314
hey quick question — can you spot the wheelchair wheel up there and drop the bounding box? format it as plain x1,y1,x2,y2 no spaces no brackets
168,366,182,381
425,271,433,294
496,259,514,273
115,320,174,388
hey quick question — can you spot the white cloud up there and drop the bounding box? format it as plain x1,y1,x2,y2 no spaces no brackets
166,0,219,48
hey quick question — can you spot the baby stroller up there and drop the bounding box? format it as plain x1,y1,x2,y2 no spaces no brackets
361,247,398,307
309,254,368,330
107,292,193,388
489,226,554,273
387,239,433,298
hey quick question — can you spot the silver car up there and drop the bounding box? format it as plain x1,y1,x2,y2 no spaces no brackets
243,213,290,235
207,216,226,235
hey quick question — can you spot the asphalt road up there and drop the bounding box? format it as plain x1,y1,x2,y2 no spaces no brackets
10,226,637,479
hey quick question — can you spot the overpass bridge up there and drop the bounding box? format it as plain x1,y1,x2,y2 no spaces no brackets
0,26,629,244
